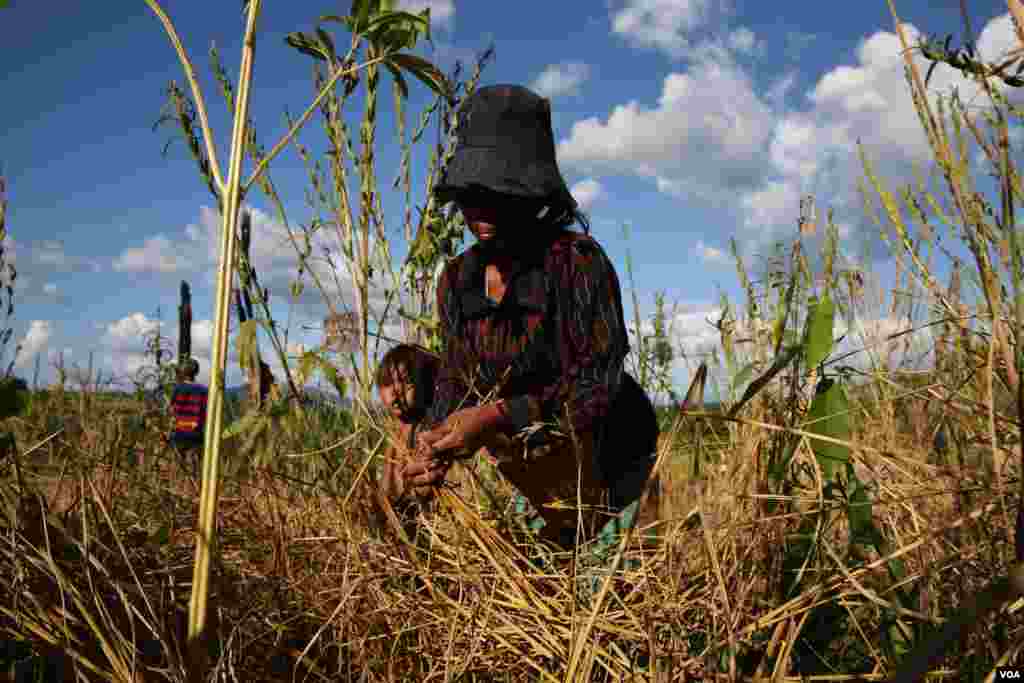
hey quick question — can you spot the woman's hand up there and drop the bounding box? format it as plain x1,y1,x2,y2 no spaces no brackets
416,403,507,460
401,453,452,499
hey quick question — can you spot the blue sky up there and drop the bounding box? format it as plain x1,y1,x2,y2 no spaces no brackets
0,0,1016,394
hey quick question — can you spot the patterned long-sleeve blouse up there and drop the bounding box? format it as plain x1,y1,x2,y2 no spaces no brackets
425,228,630,440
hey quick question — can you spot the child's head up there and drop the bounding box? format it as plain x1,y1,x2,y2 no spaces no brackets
181,358,200,381
375,344,439,422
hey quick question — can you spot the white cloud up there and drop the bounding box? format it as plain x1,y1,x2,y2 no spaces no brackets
611,0,726,58
396,0,455,30
104,313,215,356
570,178,605,210
736,15,1020,234
695,240,729,265
29,240,100,273
740,178,802,230
667,306,722,362
104,312,161,350
114,206,356,305
833,314,935,372
558,56,773,200
113,234,185,273
531,62,591,99
191,319,214,355
568,12,1019,248
14,321,52,369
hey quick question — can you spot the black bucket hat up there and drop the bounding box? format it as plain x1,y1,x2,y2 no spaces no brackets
434,84,577,214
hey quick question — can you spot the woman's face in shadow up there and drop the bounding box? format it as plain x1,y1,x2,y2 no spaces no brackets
459,202,506,250
456,191,544,252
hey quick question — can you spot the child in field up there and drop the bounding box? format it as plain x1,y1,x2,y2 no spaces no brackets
167,358,208,477
375,344,557,543
375,344,443,512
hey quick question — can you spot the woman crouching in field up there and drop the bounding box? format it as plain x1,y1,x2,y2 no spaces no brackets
394,84,660,551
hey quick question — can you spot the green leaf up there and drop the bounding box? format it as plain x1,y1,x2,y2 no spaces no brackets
768,439,798,489
727,342,801,419
887,556,908,584
298,351,319,385
363,10,428,44
235,320,259,373
319,358,346,400
847,472,880,549
241,413,271,454
285,32,328,61
151,523,171,546
318,14,349,25
804,293,835,369
388,52,450,98
805,377,850,481
353,0,373,33
885,618,915,660
314,27,337,62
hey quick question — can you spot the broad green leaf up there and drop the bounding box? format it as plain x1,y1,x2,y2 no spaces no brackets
727,342,801,419
320,359,347,399
363,10,428,42
805,377,850,481
235,319,259,372
804,293,835,369
297,351,319,386
353,0,373,33
388,52,449,98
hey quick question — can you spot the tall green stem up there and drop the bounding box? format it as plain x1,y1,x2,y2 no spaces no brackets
185,0,260,664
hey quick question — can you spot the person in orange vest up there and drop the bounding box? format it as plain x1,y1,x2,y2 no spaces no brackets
167,358,208,477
